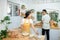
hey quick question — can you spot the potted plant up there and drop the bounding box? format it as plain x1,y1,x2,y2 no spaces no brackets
0,16,11,40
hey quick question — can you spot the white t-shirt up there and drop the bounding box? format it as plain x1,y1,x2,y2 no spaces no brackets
20,9,26,20
21,19,33,25
20,9,26,14
42,14,51,29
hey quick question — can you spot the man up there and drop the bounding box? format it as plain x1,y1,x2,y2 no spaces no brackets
41,9,51,40
20,5,26,17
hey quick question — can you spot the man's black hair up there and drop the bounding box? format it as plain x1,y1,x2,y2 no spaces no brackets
42,9,47,13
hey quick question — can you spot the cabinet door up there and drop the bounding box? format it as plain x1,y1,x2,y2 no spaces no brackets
37,12,42,21
49,11,58,22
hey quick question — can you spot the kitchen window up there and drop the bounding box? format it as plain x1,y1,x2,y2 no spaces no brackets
7,1,20,16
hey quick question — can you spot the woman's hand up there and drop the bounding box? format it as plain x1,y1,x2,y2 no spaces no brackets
31,24,39,35
36,32,39,35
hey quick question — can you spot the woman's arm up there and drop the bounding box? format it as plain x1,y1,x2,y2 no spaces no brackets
19,19,24,30
20,25,23,29
31,24,39,35
18,24,24,33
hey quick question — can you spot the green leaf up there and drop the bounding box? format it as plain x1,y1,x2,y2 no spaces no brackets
59,19,60,21
0,38,2,40
0,30,8,38
0,16,11,39
7,22,11,24
4,16,10,21
0,20,4,23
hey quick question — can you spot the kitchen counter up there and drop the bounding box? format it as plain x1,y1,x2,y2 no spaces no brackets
2,27,60,40
34,20,60,30
34,25,60,30
3,28,45,40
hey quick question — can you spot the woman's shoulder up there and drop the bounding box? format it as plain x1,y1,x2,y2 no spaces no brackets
21,18,25,21
29,19,33,24
29,19,33,21
29,19,33,22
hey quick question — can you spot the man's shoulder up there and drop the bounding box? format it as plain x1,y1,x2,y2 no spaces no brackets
46,14,50,17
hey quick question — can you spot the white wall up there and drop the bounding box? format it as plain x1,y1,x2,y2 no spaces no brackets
8,0,20,4
0,0,7,20
26,3,60,18
0,0,7,30
26,3,60,11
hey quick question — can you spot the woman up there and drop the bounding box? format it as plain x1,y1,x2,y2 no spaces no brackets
20,10,38,36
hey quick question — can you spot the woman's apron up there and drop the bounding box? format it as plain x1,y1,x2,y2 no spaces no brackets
22,19,31,36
